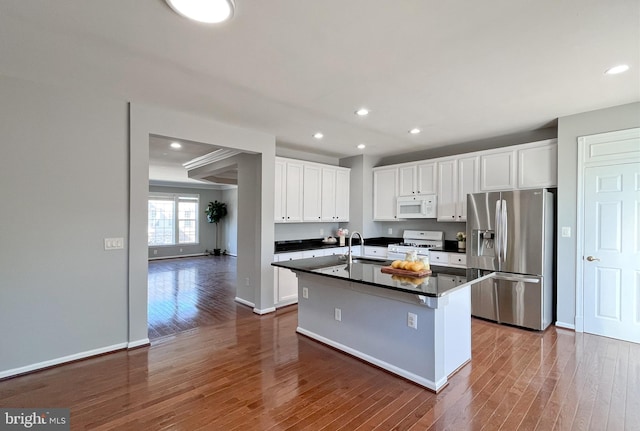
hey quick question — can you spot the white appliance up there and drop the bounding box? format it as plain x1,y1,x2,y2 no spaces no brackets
396,194,437,219
387,230,444,260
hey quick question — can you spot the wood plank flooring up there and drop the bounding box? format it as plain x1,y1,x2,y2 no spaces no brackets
1,256,638,430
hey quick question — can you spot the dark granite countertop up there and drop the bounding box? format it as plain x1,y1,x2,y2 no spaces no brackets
275,237,402,253
271,255,468,297
430,247,466,254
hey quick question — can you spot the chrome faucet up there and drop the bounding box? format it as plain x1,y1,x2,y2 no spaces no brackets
348,231,364,265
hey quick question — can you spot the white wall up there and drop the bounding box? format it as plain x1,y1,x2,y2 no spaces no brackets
555,102,640,328
221,188,238,255
0,76,129,376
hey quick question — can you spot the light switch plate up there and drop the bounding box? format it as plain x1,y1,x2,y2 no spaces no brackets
104,237,124,250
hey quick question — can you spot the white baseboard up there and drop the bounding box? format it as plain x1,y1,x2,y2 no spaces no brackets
148,253,207,261
555,321,576,330
253,306,276,315
128,338,150,349
296,327,444,391
234,297,255,308
0,342,128,380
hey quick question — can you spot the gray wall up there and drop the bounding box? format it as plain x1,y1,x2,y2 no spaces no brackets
555,102,640,327
148,185,224,259
0,76,129,374
274,223,340,242
221,188,238,255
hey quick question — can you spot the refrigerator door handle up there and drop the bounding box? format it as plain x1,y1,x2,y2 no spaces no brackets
501,199,508,261
493,273,541,283
495,199,502,265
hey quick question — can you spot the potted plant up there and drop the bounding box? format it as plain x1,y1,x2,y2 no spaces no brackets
205,200,228,256
456,232,466,250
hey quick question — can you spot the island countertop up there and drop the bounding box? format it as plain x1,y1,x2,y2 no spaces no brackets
271,255,468,297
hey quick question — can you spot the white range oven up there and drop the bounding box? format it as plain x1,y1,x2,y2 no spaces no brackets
387,230,444,260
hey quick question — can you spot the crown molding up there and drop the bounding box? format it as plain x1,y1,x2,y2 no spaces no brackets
182,148,242,171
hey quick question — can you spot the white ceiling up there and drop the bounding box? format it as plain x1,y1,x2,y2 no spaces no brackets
1,0,638,163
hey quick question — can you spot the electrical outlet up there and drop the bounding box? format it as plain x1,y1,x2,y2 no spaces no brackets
388,228,393,235
561,227,571,238
334,308,342,321
302,287,309,299
179,248,183,252
408,312,418,329
153,249,157,255
245,278,250,286
320,228,324,236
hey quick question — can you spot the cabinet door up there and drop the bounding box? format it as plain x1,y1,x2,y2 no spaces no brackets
320,167,336,221
363,246,388,258
430,251,449,265
517,142,557,188
373,167,399,220
303,164,322,221
480,150,516,191
456,156,478,221
417,162,437,194
274,159,287,222
437,160,457,221
398,165,417,196
285,161,304,222
334,168,350,221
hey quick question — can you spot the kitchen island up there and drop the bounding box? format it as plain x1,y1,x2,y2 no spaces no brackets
271,255,471,392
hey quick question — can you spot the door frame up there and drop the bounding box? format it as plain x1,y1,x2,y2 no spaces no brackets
575,127,640,333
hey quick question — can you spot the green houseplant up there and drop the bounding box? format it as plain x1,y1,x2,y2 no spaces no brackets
205,200,228,256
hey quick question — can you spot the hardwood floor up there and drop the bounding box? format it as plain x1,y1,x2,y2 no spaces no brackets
1,257,638,430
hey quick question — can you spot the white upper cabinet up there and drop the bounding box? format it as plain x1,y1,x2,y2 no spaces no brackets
480,149,517,191
276,157,350,224
321,166,350,222
456,155,478,222
373,166,399,221
517,139,557,188
303,163,322,221
398,162,437,196
437,159,457,221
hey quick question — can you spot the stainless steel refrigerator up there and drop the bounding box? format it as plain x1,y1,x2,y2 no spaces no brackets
466,189,554,330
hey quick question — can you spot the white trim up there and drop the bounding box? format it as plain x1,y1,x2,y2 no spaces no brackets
148,253,207,261
183,148,243,170
127,338,150,349
296,327,445,391
0,342,128,379
253,306,276,315
275,298,298,308
234,296,255,308
555,321,576,330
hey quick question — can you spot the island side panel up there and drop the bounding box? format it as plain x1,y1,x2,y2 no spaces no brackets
296,272,469,391
444,285,471,376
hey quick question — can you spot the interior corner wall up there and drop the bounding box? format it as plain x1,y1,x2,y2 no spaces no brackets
0,76,129,376
221,188,238,256
556,102,640,328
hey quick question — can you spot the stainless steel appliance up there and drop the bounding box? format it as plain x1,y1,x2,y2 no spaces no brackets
467,189,554,330
387,230,443,260
396,194,437,218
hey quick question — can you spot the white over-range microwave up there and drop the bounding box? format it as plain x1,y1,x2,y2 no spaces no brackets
396,194,437,218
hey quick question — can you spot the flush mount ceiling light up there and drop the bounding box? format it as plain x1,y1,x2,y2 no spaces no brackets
409,128,421,135
355,108,370,116
165,0,235,24
357,144,366,149
170,142,182,149
313,132,324,140
604,64,630,75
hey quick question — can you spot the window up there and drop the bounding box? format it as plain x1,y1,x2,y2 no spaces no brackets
148,193,199,246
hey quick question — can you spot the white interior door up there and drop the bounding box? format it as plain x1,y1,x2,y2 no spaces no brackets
583,162,640,343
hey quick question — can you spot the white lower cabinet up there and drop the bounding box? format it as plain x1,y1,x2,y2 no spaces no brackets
429,251,467,269
363,246,388,259
274,251,302,307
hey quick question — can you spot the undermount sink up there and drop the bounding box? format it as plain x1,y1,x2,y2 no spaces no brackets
346,257,389,265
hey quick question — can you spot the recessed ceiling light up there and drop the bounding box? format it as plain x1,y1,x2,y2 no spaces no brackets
165,0,235,24
357,144,366,149
170,142,182,149
409,128,421,135
355,108,370,116
605,64,630,75
313,132,324,139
